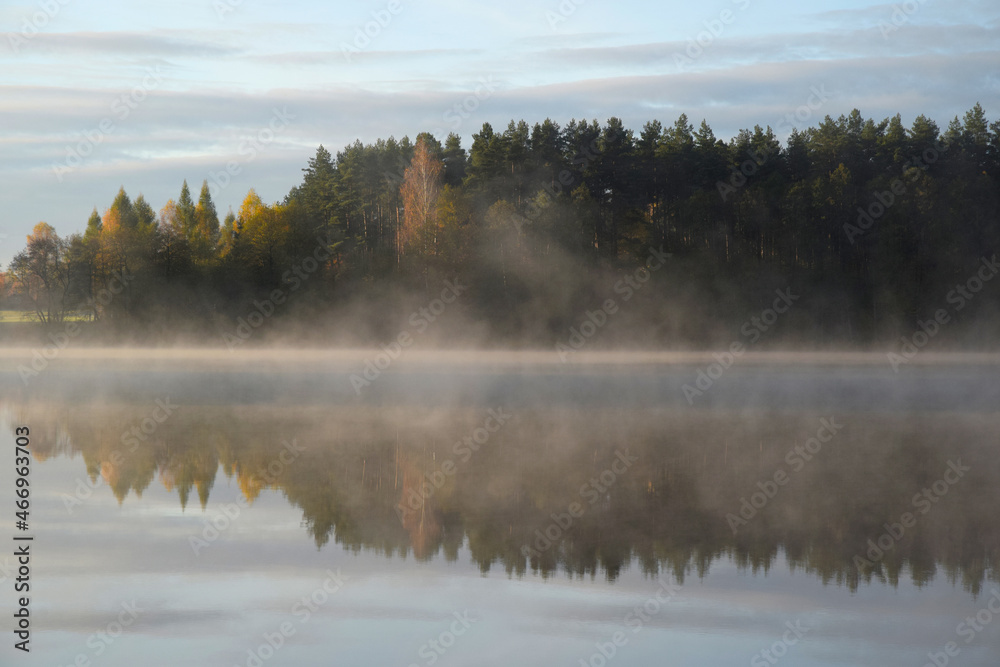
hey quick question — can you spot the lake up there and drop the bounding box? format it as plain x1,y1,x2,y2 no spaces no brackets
1,349,998,666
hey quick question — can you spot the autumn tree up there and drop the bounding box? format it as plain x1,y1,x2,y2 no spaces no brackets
219,210,240,259
98,187,145,317
230,189,291,285
7,223,69,324
400,137,443,258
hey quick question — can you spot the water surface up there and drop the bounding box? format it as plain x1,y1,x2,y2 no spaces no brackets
1,350,998,666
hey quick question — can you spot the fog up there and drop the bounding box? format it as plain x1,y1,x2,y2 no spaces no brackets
3,347,1000,411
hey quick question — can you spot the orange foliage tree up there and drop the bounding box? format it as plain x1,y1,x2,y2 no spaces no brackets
399,137,443,257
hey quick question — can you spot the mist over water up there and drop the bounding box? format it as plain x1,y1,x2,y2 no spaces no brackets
5,349,1000,583
3,347,1000,410
2,348,999,665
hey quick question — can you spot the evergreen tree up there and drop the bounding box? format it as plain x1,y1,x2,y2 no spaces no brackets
177,180,197,241
194,181,221,261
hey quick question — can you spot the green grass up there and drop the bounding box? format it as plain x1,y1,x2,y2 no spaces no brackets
0,310,92,323
0,310,34,323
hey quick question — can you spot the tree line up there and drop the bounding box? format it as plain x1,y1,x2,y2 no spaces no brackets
4,104,999,346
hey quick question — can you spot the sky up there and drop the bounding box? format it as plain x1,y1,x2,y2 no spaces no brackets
1,0,998,267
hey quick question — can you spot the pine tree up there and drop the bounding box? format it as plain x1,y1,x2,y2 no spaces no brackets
85,208,103,239
134,195,157,234
105,186,138,231
177,180,197,242
194,181,220,261
442,133,467,186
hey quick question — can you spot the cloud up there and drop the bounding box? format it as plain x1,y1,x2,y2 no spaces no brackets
806,0,994,27
0,30,240,58
250,48,483,67
534,22,1000,71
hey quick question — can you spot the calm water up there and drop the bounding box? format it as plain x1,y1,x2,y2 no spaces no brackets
1,350,998,666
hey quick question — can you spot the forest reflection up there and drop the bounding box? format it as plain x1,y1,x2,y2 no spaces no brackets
10,399,998,596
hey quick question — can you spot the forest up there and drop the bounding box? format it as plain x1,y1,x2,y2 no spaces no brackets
3,104,999,348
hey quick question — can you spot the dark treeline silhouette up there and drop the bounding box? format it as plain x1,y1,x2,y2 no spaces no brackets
4,104,999,346
13,400,1000,594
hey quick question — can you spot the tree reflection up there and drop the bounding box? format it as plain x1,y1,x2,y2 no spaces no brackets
9,401,999,595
